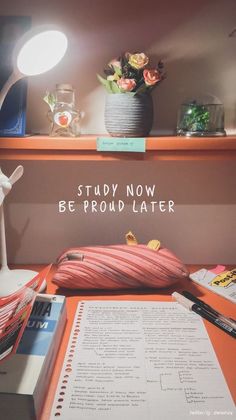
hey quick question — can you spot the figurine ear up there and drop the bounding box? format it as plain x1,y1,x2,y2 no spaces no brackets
9,165,24,185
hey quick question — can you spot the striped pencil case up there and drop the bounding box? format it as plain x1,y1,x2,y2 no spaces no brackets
52,232,189,290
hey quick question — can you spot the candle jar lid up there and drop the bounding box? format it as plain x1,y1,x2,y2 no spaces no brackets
56,83,73,91
55,84,75,107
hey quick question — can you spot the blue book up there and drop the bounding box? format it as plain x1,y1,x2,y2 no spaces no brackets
0,294,67,420
0,16,31,136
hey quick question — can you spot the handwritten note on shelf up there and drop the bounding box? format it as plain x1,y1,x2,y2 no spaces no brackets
50,301,235,420
96,137,146,152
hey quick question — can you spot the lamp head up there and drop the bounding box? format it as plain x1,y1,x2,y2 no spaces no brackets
14,25,68,77
0,25,68,110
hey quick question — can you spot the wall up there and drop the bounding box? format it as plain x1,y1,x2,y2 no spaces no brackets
1,159,236,264
0,0,236,264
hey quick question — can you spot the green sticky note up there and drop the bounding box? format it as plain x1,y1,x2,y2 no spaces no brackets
97,137,146,153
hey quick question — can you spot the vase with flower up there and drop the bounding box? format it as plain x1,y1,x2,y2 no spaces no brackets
98,52,165,137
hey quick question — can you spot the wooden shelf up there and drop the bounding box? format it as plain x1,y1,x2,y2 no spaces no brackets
0,135,236,161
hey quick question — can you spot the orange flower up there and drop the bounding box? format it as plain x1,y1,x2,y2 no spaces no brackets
143,69,161,86
117,78,136,92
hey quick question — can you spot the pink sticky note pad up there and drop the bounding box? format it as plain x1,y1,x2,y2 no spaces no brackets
210,265,226,274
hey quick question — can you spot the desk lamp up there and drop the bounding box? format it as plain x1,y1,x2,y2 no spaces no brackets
0,25,68,110
0,26,68,296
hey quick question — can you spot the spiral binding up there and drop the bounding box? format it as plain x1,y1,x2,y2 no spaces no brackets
53,301,85,417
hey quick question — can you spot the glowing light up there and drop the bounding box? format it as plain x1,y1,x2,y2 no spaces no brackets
17,30,67,76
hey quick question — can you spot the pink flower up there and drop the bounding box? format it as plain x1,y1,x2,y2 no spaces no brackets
108,58,121,69
143,69,161,86
117,78,136,92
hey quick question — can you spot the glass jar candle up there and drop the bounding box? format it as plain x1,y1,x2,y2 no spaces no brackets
48,84,82,137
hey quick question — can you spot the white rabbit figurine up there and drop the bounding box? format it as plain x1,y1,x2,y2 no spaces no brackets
0,166,45,296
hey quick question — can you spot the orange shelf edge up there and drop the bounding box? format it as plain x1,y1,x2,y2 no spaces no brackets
0,135,236,161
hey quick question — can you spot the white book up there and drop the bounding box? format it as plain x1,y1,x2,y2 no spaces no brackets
0,294,67,420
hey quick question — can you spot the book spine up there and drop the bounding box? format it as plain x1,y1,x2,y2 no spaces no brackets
34,302,67,419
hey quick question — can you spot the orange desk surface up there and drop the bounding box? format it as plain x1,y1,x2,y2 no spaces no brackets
23,265,235,420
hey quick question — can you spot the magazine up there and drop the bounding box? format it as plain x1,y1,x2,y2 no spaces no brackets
0,265,51,362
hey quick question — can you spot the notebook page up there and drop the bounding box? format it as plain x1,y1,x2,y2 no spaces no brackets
50,301,235,420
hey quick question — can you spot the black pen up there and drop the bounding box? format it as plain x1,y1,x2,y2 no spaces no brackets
182,290,236,328
172,292,236,339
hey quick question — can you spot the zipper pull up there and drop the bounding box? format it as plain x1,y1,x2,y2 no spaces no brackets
126,231,138,246
147,239,161,251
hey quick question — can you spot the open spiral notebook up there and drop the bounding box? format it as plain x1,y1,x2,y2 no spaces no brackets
50,300,235,420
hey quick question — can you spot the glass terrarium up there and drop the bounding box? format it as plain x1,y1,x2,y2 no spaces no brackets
44,84,82,137
177,98,226,137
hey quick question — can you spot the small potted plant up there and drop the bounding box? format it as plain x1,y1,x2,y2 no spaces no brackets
98,52,165,137
177,100,226,137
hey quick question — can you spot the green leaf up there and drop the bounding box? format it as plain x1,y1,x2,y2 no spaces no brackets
97,74,113,93
126,92,136,97
135,83,148,95
113,65,122,77
43,91,56,112
110,81,122,93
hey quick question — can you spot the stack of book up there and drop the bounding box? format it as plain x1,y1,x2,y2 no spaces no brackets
0,294,67,420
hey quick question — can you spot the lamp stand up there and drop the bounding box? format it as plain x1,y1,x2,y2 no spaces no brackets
0,71,23,110
0,204,46,297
